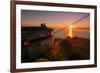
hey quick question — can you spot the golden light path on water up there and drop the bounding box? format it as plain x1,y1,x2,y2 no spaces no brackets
68,25,74,38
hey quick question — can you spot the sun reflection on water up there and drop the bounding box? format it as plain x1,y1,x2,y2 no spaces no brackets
68,25,74,38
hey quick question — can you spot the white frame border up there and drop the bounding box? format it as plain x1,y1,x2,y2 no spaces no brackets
16,4,95,69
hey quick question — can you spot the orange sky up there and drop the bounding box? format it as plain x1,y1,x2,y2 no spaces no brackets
21,10,90,38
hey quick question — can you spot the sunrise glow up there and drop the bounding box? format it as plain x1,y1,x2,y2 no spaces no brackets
22,10,90,39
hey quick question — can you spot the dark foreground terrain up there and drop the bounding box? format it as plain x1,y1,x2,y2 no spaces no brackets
21,36,90,63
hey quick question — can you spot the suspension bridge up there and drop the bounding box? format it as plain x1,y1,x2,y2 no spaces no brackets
53,14,89,35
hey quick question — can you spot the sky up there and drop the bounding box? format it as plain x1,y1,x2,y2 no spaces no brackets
21,10,90,39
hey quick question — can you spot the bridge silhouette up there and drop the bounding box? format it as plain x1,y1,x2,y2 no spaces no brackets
53,14,89,34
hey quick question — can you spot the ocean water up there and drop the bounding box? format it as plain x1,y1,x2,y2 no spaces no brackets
54,28,90,39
